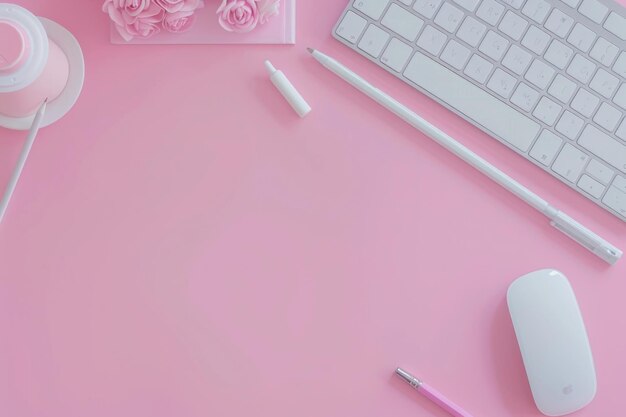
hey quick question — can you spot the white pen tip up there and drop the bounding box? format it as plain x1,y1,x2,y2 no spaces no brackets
307,47,314,54
36,98,48,116
264,60,276,75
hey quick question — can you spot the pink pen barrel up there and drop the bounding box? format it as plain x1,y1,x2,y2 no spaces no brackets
418,383,475,417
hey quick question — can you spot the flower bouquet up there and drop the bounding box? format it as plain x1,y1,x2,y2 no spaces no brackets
103,0,295,44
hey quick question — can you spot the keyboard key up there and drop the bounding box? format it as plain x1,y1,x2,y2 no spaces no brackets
567,23,595,52
522,0,551,23
413,0,443,18
476,0,504,25
487,68,517,98
544,9,574,37
589,38,619,67
556,110,584,139
577,174,605,198
457,16,486,47
453,0,480,12
382,4,424,41
434,2,464,33
544,40,574,69
577,0,608,24
381,38,414,71
531,130,563,165
617,120,626,141
500,0,525,8
613,176,626,193
353,0,390,20
603,12,626,41
464,53,493,83
586,159,614,184
521,26,551,55
502,45,532,75
578,125,626,172
479,30,509,61
403,50,541,151
614,53,626,77
533,96,562,125
358,25,391,58
571,89,599,117
499,10,528,40
603,184,626,216
548,74,577,103
441,40,472,69
552,143,589,182
525,59,555,89
614,85,626,110
417,25,447,55
336,11,368,44
511,82,540,111
589,69,619,98
566,54,596,83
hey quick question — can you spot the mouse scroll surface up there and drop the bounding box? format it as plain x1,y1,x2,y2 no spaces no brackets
507,269,597,416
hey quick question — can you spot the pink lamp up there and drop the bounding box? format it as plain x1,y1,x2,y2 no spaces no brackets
0,4,85,224
0,4,84,130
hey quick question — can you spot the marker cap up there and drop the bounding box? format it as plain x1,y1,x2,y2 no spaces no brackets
265,60,311,118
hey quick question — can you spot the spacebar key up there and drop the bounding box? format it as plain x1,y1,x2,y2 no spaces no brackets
403,51,540,152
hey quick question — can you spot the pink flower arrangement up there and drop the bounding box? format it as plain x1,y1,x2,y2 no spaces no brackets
103,0,204,41
217,0,280,33
103,0,281,41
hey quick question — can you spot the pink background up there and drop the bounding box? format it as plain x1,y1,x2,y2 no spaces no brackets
1,1,625,416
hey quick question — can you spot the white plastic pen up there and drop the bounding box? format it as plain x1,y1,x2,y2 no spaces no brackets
0,99,47,224
308,48,622,265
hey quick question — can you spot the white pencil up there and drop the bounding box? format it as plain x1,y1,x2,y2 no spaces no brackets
0,99,48,224
308,48,622,265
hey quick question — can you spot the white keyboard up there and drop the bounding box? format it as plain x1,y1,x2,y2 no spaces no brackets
333,0,626,221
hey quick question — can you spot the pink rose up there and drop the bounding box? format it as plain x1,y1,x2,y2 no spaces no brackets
155,0,203,13
103,0,165,41
104,0,152,21
257,0,279,24
163,9,196,33
216,0,259,33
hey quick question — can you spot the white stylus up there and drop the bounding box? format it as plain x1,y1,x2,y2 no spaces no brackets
308,48,622,265
0,99,47,224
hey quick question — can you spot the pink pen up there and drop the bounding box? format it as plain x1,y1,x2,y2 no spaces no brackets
395,368,475,417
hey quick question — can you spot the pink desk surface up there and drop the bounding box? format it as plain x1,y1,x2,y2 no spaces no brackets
1,1,625,416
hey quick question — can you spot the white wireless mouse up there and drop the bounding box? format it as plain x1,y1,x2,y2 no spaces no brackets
507,269,596,416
